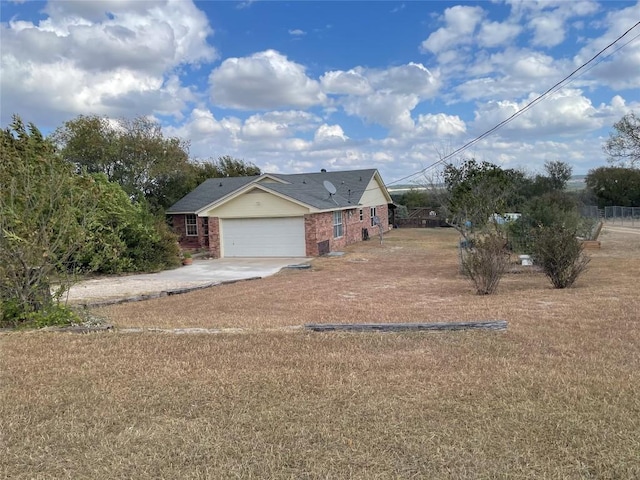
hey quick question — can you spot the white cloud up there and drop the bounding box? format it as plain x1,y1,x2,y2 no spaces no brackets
321,69,372,95
241,110,321,139
454,48,565,102
322,63,439,98
477,21,522,48
209,50,326,110
574,2,640,90
529,14,566,47
288,29,306,36
505,0,600,48
420,5,485,55
367,63,441,98
0,0,215,126
314,124,349,146
471,88,606,138
343,92,419,133
414,113,467,137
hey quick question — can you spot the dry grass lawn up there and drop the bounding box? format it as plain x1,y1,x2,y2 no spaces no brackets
1,228,639,479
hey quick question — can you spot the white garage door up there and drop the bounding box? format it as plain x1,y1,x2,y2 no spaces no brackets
222,217,306,257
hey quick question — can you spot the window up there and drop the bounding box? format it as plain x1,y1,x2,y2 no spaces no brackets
370,207,377,227
185,214,198,236
333,211,344,238
359,209,363,221
202,217,209,236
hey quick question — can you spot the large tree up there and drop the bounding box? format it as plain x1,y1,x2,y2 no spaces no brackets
441,159,523,236
604,112,640,168
1,116,98,321
52,115,191,210
1,116,183,326
52,116,261,211
585,166,640,207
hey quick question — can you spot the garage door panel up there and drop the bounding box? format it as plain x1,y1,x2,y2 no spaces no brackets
222,217,305,257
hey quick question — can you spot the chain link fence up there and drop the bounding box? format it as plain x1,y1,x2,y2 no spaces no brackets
604,206,640,226
581,206,640,226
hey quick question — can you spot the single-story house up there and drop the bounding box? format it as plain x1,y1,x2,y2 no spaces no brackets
166,168,393,257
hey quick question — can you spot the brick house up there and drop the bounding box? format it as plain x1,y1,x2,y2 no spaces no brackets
166,168,393,257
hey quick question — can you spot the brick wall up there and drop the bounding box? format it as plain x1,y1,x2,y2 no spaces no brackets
208,217,220,258
304,204,390,255
304,214,319,256
170,214,211,251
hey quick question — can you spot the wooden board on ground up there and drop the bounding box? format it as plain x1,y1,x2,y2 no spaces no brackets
305,320,507,332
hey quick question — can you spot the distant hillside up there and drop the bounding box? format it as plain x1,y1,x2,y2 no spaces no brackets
566,175,587,191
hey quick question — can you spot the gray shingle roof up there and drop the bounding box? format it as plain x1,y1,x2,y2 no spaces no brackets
166,176,256,213
166,168,386,213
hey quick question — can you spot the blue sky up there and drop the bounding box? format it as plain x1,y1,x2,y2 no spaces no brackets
1,1,639,184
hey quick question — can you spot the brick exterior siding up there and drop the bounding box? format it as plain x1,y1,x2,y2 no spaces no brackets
207,217,220,258
170,214,209,251
172,203,389,257
304,204,389,256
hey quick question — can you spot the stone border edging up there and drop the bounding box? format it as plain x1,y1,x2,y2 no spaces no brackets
76,276,262,309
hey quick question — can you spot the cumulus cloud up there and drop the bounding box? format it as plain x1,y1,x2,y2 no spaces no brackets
209,50,326,110
288,29,306,36
4,0,216,73
314,124,349,146
321,69,373,95
574,2,640,90
454,48,566,102
529,14,566,47
343,92,419,133
322,63,439,99
477,21,522,48
505,0,600,48
367,63,441,97
0,0,215,127
242,111,321,139
420,5,484,55
471,89,605,138
414,113,467,138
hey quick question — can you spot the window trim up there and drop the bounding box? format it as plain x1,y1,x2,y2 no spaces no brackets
185,214,198,236
333,210,344,238
359,208,363,222
370,207,377,227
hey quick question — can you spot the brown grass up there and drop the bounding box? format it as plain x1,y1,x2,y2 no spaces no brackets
1,228,639,479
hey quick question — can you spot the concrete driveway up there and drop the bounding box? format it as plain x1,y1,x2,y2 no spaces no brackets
66,257,310,304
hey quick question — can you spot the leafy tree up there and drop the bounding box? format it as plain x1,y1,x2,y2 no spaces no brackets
1,116,98,324
73,174,181,274
52,116,261,212
442,159,522,237
211,155,261,177
604,112,640,168
1,116,182,327
541,160,572,191
585,166,640,207
52,115,191,211
391,189,440,210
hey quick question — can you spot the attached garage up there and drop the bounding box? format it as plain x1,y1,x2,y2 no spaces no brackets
221,217,306,257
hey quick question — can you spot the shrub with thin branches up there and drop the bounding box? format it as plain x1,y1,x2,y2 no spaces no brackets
532,226,590,289
461,233,509,295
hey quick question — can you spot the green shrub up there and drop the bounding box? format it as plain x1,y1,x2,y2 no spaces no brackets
1,300,79,329
531,226,590,289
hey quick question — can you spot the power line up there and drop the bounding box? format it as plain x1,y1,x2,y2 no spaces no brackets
384,19,640,188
